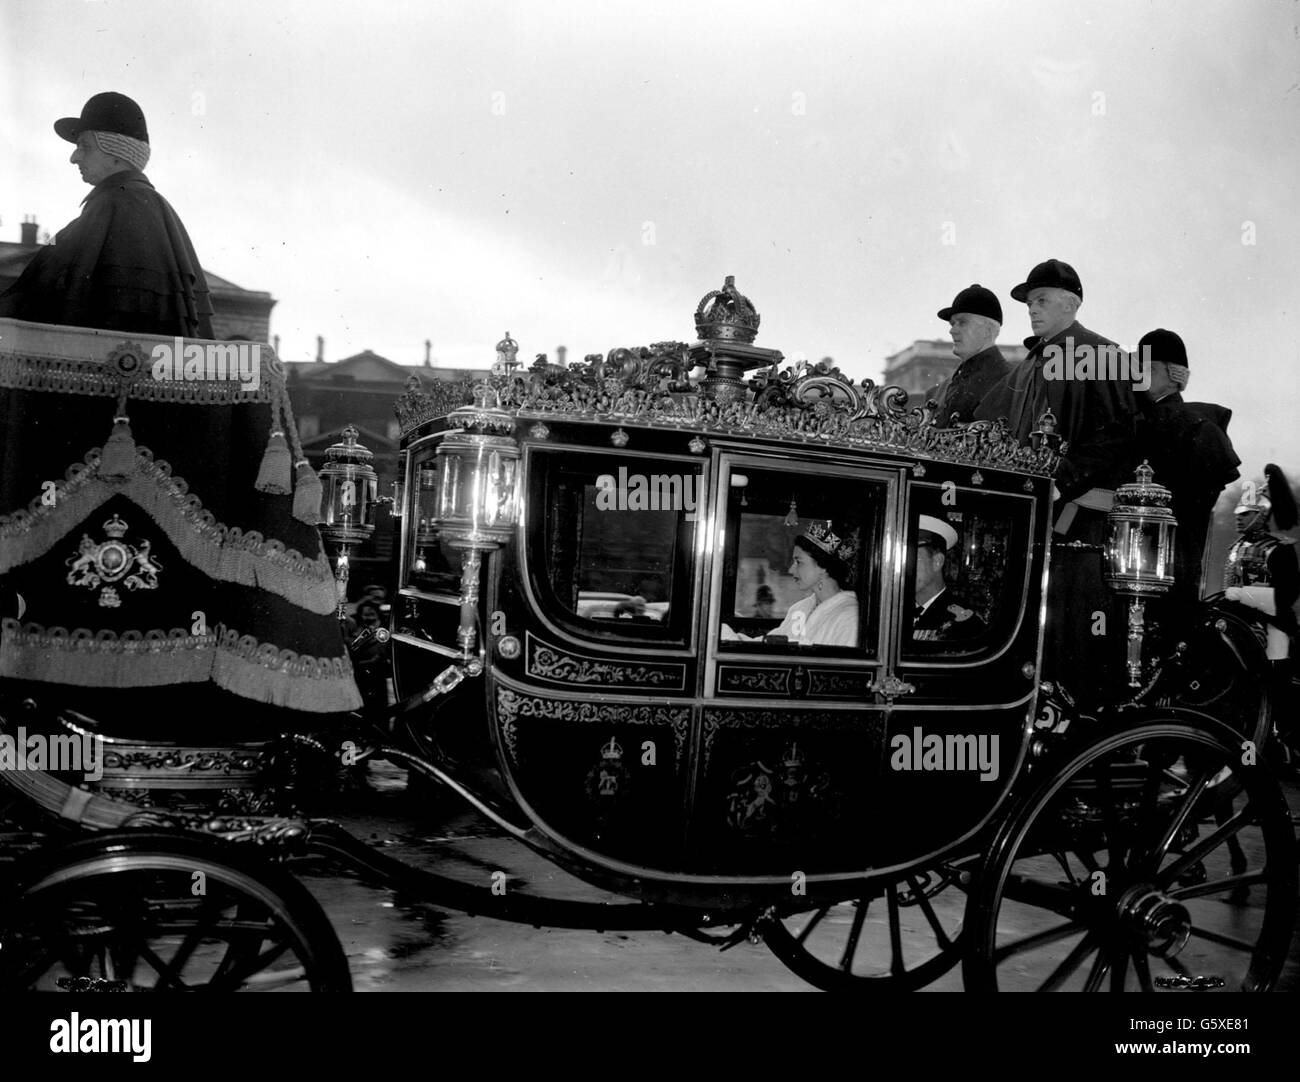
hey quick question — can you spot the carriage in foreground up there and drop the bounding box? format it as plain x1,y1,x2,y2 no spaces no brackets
0,279,1295,992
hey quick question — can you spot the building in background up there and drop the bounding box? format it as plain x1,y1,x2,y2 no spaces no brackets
286,342,489,591
881,338,1028,401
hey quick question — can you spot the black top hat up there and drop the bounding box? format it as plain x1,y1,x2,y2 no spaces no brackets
1010,259,1082,303
54,92,149,144
937,283,1002,324
1137,328,1188,370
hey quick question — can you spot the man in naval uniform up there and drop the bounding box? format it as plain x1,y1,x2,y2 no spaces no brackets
912,514,986,641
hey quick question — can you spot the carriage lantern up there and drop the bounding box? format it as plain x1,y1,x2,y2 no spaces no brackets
317,424,380,620
433,384,521,658
1105,460,1177,687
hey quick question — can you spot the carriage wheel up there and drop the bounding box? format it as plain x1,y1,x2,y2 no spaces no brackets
762,862,968,990
0,831,352,992
963,715,1297,991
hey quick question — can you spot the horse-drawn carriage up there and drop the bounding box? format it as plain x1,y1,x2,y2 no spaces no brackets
0,280,1294,992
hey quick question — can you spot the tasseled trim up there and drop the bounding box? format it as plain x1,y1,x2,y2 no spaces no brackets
273,378,324,524
0,621,218,688
212,649,362,712
0,617,363,714
98,414,138,480
254,429,293,495
292,459,322,525
0,452,338,614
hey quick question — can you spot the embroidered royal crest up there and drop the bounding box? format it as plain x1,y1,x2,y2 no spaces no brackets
65,513,163,607
585,735,631,803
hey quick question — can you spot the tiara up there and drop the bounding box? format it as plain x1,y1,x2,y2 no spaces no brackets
803,520,860,564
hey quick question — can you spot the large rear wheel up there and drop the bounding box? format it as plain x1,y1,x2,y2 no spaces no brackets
963,715,1296,991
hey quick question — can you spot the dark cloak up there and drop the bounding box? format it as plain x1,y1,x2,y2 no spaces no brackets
0,170,214,339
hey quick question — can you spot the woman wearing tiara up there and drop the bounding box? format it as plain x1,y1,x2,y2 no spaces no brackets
723,521,860,648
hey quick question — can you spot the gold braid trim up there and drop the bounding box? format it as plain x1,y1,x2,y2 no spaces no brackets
0,349,279,404
0,444,338,614
0,618,362,714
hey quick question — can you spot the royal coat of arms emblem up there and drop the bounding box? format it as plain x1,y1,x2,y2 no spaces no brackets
65,513,164,608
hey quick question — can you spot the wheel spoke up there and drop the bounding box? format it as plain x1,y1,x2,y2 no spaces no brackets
993,920,1086,963
886,887,904,978
1082,943,1112,992
1096,762,1124,871
1187,925,1257,954
793,906,831,945
1130,947,1157,992
1168,870,1266,901
1039,930,1097,992
909,877,954,951
149,894,227,987
1000,873,1078,919
1149,767,1214,865
1109,945,1130,991
838,900,869,973
1157,805,1256,887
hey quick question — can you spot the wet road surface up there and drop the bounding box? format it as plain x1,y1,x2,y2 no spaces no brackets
296,760,1300,992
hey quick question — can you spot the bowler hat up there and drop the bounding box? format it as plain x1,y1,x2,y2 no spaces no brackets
1010,259,1082,303
1137,328,1188,370
54,92,149,144
938,283,1002,324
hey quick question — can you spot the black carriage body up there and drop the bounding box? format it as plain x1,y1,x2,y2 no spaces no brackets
393,398,1054,909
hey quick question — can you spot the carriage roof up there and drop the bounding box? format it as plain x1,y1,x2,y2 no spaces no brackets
394,341,1062,483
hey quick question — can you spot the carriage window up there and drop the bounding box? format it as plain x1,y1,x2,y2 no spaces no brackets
529,451,701,643
902,487,1032,659
403,449,465,595
717,465,885,658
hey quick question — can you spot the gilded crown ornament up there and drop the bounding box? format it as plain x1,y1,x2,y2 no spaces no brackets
694,275,761,344
494,332,521,375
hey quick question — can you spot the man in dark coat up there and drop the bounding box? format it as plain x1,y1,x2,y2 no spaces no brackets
926,284,1011,425
0,92,214,338
1134,328,1240,608
974,259,1140,707
0,95,357,739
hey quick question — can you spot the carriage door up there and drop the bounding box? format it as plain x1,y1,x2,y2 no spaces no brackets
691,453,896,873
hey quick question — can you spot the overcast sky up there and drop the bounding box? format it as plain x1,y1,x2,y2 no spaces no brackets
3,0,1297,474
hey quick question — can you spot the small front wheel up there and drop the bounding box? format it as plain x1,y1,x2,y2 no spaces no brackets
0,831,352,992
763,862,968,991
